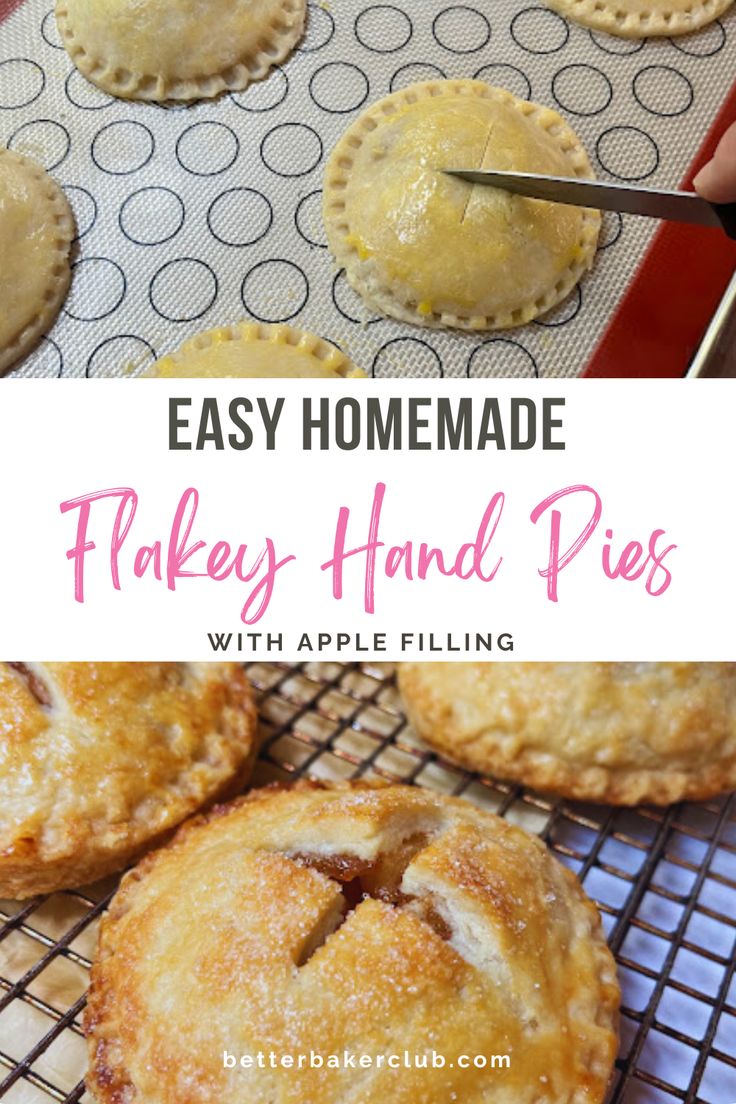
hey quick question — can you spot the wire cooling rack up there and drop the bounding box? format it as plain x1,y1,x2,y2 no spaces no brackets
0,662,735,1103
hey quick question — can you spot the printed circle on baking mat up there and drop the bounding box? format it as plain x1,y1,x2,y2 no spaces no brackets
390,62,446,91
670,21,726,55
65,257,127,321
230,67,289,111
596,125,659,180
150,258,218,322
331,269,382,325
8,118,70,170
552,64,612,116
120,187,185,246
432,6,491,53
176,122,239,176
474,63,531,101
355,5,413,52
261,123,323,176
41,9,64,48
589,29,645,54
633,66,693,117
534,285,582,327
92,121,154,175
373,338,443,378
63,184,97,240
0,58,45,108
87,335,157,377
598,211,624,250
299,3,335,51
295,189,327,248
241,259,309,322
29,336,63,377
309,62,369,113
467,339,538,378
65,68,114,110
511,8,569,53
207,188,273,247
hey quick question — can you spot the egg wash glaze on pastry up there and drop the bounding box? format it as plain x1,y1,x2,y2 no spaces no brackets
0,150,74,375
323,81,600,332
56,0,306,102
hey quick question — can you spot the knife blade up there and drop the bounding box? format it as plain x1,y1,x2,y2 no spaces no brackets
444,169,736,238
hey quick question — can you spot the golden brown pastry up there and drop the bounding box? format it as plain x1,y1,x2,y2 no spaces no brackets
86,781,619,1104
545,0,732,37
0,149,74,374
323,80,599,331
56,0,306,102
0,663,257,899
399,663,736,805
145,322,365,378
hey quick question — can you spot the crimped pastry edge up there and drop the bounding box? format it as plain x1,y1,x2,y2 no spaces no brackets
147,320,365,378
323,80,601,333
545,0,733,38
85,780,620,1104
55,0,305,102
0,149,74,375
0,665,259,899
398,666,736,806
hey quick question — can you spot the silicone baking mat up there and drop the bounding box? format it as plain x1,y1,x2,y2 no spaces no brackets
1,0,735,378
0,662,735,1103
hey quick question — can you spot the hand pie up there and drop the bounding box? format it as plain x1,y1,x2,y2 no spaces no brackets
545,0,732,37
399,662,736,806
56,0,305,102
323,81,600,332
85,781,619,1104
0,150,74,375
0,663,257,899
144,322,365,377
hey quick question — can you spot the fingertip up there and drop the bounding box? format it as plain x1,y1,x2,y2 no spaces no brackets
693,160,735,204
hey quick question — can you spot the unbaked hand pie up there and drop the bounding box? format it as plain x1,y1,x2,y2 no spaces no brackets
323,81,600,332
56,0,305,102
144,322,365,377
0,663,257,899
0,150,74,375
399,663,736,806
85,781,620,1104
545,0,732,37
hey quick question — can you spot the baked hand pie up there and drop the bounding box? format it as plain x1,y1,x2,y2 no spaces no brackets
399,663,736,806
0,663,257,899
545,0,732,36
323,80,600,332
56,0,305,102
0,150,74,375
144,322,365,378
85,781,619,1104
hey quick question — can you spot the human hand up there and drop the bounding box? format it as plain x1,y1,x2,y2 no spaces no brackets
693,121,736,204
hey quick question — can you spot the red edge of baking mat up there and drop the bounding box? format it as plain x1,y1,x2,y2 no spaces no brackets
584,78,736,379
0,0,25,22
